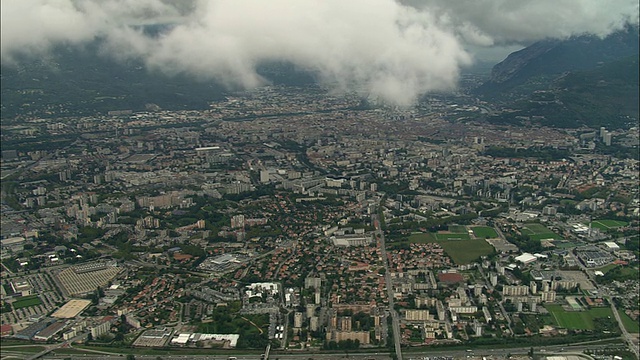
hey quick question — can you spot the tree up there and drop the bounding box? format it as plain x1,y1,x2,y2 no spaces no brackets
126,355,135,360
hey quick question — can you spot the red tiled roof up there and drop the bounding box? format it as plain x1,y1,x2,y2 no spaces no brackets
0,324,12,335
438,272,464,284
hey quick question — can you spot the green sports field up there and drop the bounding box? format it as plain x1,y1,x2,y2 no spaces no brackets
435,232,471,241
407,233,493,264
554,240,583,249
523,223,550,233
545,304,614,330
448,225,468,233
522,223,562,240
591,219,628,230
471,226,498,238
12,295,42,309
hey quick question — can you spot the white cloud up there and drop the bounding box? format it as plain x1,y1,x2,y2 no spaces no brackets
0,0,95,62
1,0,637,104
127,0,471,104
406,0,639,44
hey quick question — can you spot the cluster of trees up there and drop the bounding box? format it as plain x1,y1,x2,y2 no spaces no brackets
323,339,361,350
195,307,269,349
504,233,543,253
595,266,638,283
484,146,570,161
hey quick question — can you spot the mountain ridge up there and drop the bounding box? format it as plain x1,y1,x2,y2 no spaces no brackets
476,25,639,99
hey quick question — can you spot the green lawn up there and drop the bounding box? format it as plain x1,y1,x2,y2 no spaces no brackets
530,233,563,241
554,240,584,249
589,307,614,318
406,233,493,264
591,219,628,230
595,263,619,274
11,295,42,309
546,304,592,329
448,225,468,233
407,233,436,243
619,266,639,277
0,345,46,353
472,226,498,238
523,223,551,234
520,313,555,331
522,223,562,240
618,310,640,333
545,304,614,330
435,232,471,241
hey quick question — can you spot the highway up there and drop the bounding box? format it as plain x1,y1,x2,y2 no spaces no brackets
609,294,639,358
6,335,628,360
14,342,627,360
373,213,403,360
571,250,640,359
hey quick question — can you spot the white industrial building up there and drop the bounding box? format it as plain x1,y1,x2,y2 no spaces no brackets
515,253,537,264
603,241,620,251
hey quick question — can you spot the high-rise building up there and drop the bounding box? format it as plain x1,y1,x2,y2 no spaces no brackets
404,309,430,321
231,214,245,228
503,285,529,296
309,316,319,331
91,321,110,338
306,304,315,318
339,316,352,331
474,321,483,336
541,291,556,302
294,312,303,328
305,277,322,289
260,170,270,183
603,131,612,146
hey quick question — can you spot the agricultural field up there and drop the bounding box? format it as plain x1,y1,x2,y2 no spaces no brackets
11,295,42,309
545,304,614,330
407,233,493,264
522,223,562,241
471,226,498,239
590,219,628,230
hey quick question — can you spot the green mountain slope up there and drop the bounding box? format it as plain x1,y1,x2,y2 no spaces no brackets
488,56,639,128
0,43,316,121
476,25,639,100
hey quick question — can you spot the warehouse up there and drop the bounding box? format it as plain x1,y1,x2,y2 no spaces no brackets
515,253,537,265
34,321,66,341
51,299,92,319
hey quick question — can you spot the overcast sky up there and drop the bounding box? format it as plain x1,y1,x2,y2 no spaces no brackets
1,0,638,104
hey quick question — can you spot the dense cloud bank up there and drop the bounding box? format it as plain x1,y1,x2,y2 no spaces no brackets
2,0,637,104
